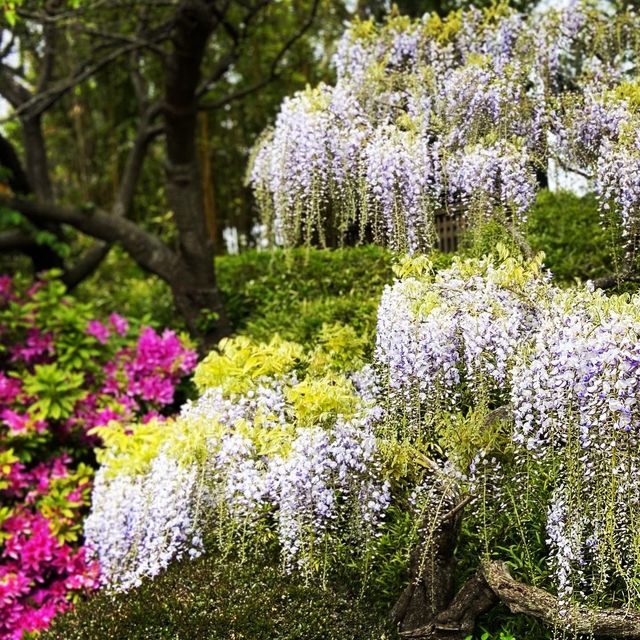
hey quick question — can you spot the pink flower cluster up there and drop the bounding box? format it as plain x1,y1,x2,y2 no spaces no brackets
0,274,198,638
1,458,99,640
71,324,197,434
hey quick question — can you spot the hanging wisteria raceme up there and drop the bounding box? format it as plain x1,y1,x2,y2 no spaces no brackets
85,453,202,592
85,335,390,590
267,418,389,569
375,252,548,434
374,251,640,611
510,287,640,608
249,3,640,253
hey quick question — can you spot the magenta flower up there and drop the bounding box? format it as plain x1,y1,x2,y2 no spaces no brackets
86,320,110,344
10,328,54,364
108,313,129,336
136,374,175,405
0,275,12,304
0,410,28,435
0,374,21,405
0,273,197,638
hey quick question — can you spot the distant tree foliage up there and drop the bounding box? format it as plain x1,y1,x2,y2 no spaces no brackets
0,0,330,347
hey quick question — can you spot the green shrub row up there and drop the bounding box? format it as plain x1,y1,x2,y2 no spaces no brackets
43,549,398,640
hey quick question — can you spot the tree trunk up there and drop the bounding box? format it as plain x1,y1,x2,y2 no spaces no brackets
163,0,230,349
392,502,465,632
16,116,65,273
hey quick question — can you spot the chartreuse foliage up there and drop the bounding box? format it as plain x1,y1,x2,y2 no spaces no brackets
83,325,389,594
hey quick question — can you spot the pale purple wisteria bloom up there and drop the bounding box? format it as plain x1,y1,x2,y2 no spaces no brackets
378,255,640,608
86,369,390,589
267,418,389,569
85,454,201,592
250,5,640,251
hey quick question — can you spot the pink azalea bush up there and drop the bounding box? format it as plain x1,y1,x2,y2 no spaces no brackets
0,274,197,639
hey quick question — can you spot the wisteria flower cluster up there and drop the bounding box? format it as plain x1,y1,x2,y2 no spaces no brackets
85,329,390,591
375,250,549,434
374,250,640,611
249,3,640,254
0,274,196,639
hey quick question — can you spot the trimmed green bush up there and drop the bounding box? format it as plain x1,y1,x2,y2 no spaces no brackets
525,190,615,283
216,245,395,346
43,550,398,640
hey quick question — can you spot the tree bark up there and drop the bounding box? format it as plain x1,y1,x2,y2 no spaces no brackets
163,0,230,348
399,569,497,639
483,561,640,639
392,497,465,631
392,508,640,640
0,124,64,273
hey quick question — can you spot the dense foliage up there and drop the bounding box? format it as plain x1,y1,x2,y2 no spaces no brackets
249,3,640,261
42,549,397,640
0,275,196,639
8,1,640,637
376,248,640,614
77,245,397,345
57,248,640,638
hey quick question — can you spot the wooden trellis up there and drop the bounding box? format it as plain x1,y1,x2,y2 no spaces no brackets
435,211,464,253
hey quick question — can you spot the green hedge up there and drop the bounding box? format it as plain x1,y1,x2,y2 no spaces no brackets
525,190,615,283
216,245,394,345
74,190,618,338
76,245,396,347
43,551,397,640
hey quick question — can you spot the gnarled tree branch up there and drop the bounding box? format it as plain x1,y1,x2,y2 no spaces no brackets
483,561,640,639
0,194,179,283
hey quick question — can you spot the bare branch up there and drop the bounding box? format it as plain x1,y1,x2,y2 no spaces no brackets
198,0,320,110
61,242,112,290
551,153,594,180
398,560,640,639
0,132,31,194
76,25,168,58
592,269,640,289
196,51,238,99
15,1,175,25
399,569,497,639
1,26,171,122
0,64,31,107
36,2,59,94
439,495,471,524
115,110,164,217
195,0,274,99
0,229,35,251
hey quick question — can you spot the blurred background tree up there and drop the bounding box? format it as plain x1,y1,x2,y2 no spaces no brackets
0,0,545,346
